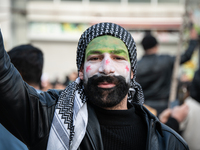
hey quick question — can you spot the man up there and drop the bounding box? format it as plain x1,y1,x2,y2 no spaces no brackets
8,44,44,91
159,68,200,150
136,29,198,115
0,44,44,150
179,70,200,150
0,23,189,150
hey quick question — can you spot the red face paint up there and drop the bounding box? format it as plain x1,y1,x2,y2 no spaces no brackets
105,59,110,65
86,66,91,72
125,65,129,72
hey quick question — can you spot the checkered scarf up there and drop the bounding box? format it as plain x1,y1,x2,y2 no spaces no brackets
47,22,144,150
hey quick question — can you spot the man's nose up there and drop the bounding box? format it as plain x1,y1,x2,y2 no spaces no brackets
99,55,115,75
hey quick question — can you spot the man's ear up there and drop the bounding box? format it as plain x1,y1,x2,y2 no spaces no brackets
131,71,134,79
79,65,84,80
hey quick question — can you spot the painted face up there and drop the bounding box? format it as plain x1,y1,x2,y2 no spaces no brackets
83,35,131,86
81,35,131,108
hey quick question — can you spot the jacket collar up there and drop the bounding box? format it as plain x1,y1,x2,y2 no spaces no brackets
131,102,163,137
84,102,164,150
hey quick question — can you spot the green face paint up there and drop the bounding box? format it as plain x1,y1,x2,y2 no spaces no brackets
82,35,132,85
85,35,130,62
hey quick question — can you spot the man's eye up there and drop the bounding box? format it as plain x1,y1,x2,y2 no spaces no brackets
89,57,99,61
113,56,125,60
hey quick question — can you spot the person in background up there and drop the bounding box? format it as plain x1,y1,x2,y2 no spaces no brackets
51,77,66,90
0,44,44,150
8,44,44,92
40,73,54,91
190,67,200,103
63,71,78,86
179,69,200,150
0,23,189,150
160,68,200,150
159,102,189,134
136,27,198,115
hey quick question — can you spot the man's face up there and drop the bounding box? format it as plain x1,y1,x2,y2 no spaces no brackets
80,35,132,108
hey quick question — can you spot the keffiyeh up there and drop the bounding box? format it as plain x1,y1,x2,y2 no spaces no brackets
47,22,144,150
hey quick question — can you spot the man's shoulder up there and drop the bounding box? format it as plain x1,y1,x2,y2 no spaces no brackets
134,103,189,149
160,123,189,149
40,89,63,105
27,84,63,106
137,54,173,65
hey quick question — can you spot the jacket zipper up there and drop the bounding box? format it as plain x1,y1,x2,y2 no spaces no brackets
146,119,154,150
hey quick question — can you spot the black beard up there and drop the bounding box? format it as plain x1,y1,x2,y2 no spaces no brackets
84,75,130,108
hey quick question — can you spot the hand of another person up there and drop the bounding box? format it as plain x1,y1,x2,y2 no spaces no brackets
190,27,198,40
171,103,189,123
159,108,172,124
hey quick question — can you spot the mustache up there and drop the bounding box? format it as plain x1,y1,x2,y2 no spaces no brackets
88,75,126,85
84,74,130,108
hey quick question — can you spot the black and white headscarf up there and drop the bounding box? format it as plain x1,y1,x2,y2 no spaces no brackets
47,22,144,150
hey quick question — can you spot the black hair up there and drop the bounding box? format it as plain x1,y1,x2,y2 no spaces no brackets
8,44,44,87
141,34,158,51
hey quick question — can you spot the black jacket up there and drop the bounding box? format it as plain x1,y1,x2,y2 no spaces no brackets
136,40,198,101
0,30,189,150
190,68,200,103
79,102,189,150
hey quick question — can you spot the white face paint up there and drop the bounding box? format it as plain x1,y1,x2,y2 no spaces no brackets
81,35,131,88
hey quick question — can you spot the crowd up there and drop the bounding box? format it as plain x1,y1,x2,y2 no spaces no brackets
136,26,200,150
0,22,199,150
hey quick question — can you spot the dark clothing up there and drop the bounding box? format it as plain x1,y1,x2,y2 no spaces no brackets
94,103,147,150
0,30,189,150
80,102,189,150
136,40,198,114
190,68,200,103
0,124,28,150
165,117,180,134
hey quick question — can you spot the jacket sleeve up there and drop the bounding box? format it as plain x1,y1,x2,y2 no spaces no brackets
180,39,198,64
0,29,57,149
165,117,180,134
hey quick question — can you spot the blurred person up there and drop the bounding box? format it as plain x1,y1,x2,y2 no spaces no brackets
159,98,200,150
7,44,44,92
69,71,78,82
63,71,78,86
63,75,70,86
0,23,189,150
0,44,44,150
41,73,53,91
159,104,189,134
159,81,191,134
159,69,200,150
51,78,66,90
136,27,198,115
190,68,200,103
53,82,66,90
179,68,200,150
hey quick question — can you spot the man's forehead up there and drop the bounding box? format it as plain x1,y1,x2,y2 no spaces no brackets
85,35,128,53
